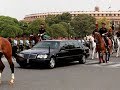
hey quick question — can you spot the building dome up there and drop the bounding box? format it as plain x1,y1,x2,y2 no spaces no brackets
95,6,100,12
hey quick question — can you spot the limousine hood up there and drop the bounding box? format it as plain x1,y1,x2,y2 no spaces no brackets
20,48,54,54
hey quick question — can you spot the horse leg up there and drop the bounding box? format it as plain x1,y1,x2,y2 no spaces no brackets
116,46,120,57
92,47,95,59
105,52,108,62
108,52,110,61
96,52,99,58
0,60,5,84
98,53,102,64
5,55,15,84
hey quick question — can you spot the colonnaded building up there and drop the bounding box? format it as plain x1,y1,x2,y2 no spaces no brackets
24,6,120,26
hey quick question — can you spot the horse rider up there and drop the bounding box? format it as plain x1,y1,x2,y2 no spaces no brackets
39,24,46,40
92,22,99,35
98,22,109,49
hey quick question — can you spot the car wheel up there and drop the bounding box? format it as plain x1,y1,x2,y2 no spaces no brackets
49,57,56,69
79,55,86,64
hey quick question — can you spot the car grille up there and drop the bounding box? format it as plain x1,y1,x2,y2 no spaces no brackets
24,54,37,59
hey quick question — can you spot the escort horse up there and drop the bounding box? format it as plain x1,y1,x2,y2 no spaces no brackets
0,37,15,84
93,32,112,63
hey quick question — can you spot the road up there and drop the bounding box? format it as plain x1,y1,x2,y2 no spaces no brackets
0,53,120,90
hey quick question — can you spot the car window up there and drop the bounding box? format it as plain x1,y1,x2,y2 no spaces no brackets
78,41,86,48
60,41,68,47
33,41,60,49
71,40,80,48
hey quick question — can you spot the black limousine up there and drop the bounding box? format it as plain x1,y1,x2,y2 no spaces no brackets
16,40,89,68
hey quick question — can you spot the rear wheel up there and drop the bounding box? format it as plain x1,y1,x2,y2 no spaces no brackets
79,55,86,64
48,57,56,69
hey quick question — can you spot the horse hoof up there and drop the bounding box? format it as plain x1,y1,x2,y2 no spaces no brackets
9,79,14,85
103,60,105,63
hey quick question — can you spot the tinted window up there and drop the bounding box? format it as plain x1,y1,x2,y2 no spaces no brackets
60,41,68,47
33,41,60,49
78,42,86,48
71,40,80,48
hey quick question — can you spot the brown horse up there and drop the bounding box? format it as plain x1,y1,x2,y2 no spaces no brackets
0,37,14,84
93,32,112,63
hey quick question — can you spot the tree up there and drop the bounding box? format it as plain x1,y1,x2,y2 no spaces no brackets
71,14,96,38
45,12,72,26
60,12,72,23
0,16,23,37
19,21,28,35
50,23,68,38
97,17,110,29
27,19,45,34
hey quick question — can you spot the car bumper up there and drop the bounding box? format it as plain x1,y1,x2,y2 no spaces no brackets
16,56,50,65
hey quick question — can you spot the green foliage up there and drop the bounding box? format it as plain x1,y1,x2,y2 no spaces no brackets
71,14,96,37
0,16,23,37
45,12,72,26
27,19,45,34
97,17,110,29
0,14,96,39
50,23,68,38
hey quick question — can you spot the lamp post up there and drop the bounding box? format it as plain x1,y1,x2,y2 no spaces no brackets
68,23,70,40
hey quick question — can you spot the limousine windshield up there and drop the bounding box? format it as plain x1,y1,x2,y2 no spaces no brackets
33,41,60,49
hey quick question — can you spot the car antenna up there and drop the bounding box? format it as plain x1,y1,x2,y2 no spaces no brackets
48,45,50,55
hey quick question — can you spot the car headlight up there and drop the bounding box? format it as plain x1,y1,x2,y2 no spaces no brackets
18,53,24,58
37,54,48,59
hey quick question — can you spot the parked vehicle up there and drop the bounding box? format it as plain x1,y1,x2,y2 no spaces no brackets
16,40,89,68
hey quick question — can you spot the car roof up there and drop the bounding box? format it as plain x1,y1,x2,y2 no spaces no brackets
41,39,78,42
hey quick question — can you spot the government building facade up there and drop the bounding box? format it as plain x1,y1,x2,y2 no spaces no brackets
24,7,120,26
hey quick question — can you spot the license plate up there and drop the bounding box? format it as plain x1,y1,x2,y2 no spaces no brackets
27,59,29,63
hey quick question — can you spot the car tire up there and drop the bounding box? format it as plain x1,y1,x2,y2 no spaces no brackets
48,57,56,69
79,55,86,64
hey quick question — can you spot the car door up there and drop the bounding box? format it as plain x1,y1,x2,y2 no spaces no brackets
56,41,71,62
66,40,78,60
67,40,84,60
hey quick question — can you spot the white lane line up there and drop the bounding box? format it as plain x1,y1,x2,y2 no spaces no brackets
86,61,120,68
109,64,120,67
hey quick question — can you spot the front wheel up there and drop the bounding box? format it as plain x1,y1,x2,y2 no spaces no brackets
48,57,56,69
79,55,86,64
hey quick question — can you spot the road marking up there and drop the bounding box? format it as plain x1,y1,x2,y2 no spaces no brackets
86,61,120,68
110,64,120,67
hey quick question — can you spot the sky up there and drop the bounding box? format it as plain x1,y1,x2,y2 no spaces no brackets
0,0,119,20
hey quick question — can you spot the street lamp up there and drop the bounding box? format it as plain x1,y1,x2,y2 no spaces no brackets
68,23,70,40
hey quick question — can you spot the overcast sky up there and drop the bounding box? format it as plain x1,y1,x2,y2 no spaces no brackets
0,0,119,20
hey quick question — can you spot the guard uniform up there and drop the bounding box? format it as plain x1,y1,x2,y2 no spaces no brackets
19,39,24,51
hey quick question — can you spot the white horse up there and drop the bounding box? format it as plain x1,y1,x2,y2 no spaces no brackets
85,35,98,59
113,35,120,57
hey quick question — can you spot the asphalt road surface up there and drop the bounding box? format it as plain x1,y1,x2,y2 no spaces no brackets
0,53,120,90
